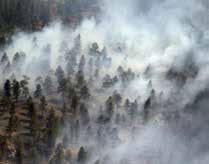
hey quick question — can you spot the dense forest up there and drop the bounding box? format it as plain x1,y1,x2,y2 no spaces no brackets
1,0,209,164
0,34,148,164
0,0,99,44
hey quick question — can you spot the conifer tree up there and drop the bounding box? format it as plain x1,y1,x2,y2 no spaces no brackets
4,79,11,98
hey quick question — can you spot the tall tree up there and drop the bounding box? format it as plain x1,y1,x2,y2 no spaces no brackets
105,96,114,119
43,75,53,95
34,84,42,98
77,146,87,163
4,79,11,97
78,55,86,72
80,85,90,99
1,52,9,64
13,79,20,101
55,66,65,83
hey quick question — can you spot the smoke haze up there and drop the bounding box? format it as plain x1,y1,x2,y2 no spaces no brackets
2,0,209,163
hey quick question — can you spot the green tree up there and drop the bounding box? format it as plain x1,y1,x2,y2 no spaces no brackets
13,79,20,101
77,146,87,163
47,109,59,149
4,79,11,97
34,84,42,98
40,96,47,115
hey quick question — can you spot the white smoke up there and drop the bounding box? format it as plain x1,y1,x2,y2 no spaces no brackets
1,0,209,163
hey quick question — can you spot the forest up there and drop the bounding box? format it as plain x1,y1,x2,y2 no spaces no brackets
1,0,209,164
0,0,99,45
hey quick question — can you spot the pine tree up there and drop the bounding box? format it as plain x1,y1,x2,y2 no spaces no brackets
66,61,75,76
4,79,11,97
143,98,151,122
80,85,90,99
13,79,20,101
1,52,9,64
80,104,90,125
124,99,130,110
77,146,87,163
74,34,81,55
40,96,47,114
113,90,122,108
88,58,93,74
55,66,65,83
34,84,42,98
71,94,78,115
20,78,30,98
47,109,59,149
78,55,86,71
76,70,85,88
105,96,114,119
43,75,53,95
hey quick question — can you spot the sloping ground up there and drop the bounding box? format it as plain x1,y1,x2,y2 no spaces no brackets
0,108,10,135
0,100,32,137
15,102,32,137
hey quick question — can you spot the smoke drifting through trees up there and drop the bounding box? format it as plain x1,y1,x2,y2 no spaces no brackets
1,0,209,164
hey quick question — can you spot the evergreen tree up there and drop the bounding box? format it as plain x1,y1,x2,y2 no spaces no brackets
80,85,90,99
77,146,87,163
40,96,47,114
1,52,9,64
47,109,59,149
94,68,99,78
34,84,42,98
124,99,130,111
55,65,65,83
20,78,30,98
129,101,138,122
75,120,80,141
9,102,15,116
4,79,11,97
117,66,124,77
105,96,114,119
43,75,53,95
76,70,85,87
57,77,67,94
78,55,86,71
113,90,122,108
88,58,94,74
71,94,78,115
13,79,20,101
66,61,75,76
143,98,151,122
27,97,35,119
80,104,90,125
3,61,11,74
73,34,81,56
89,42,99,56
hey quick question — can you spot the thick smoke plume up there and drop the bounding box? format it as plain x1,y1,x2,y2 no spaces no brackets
1,0,209,163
